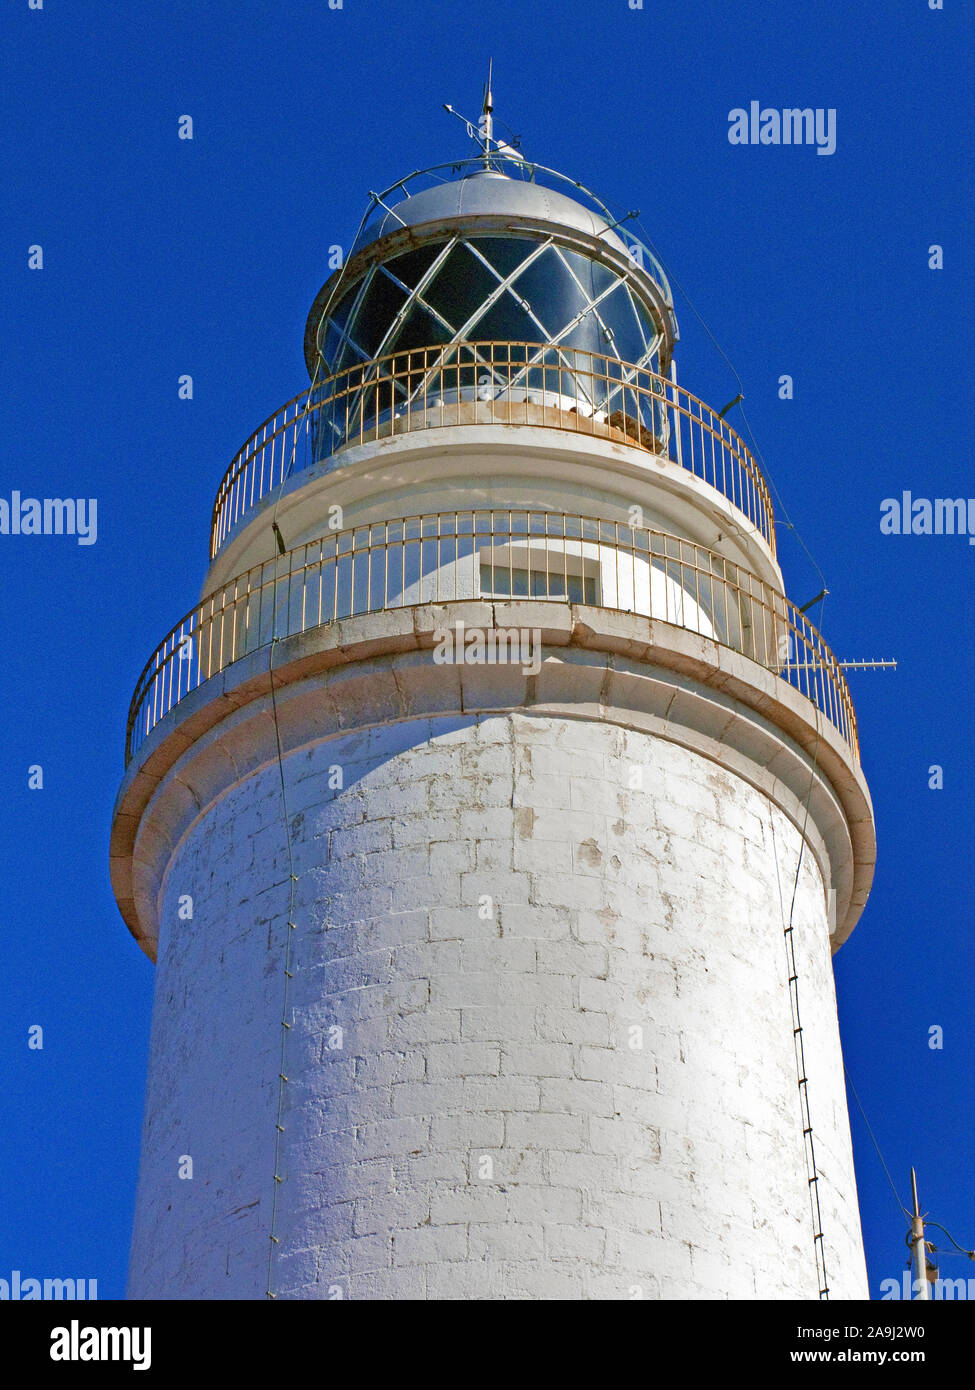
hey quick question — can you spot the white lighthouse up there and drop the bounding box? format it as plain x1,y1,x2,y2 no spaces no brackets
111,101,875,1300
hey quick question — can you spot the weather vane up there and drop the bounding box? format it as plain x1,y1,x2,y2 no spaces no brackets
443,60,525,166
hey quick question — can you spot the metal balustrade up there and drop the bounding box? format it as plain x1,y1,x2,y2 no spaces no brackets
127,511,856,766
209,343,776,560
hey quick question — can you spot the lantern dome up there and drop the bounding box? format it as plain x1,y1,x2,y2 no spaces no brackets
303,158,677,384
351,168,633,254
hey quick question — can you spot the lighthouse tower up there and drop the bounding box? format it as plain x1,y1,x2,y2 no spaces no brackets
111,100,875,1300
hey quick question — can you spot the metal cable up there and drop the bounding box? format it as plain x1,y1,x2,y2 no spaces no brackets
924,1221,975,1260
843,1064,911,1219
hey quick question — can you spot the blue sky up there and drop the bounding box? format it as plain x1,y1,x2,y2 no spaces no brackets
2,0,972,1299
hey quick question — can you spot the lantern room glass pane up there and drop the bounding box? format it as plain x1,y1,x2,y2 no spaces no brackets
470,292,539,345
345,271,408,357
422,244,500,330
468,236,539,281
555,313,605,358
560,248,618,302
386,243,443,290
387,301,454,355
598,285,646,365
633,296,660,354
510,247,591,339
320,237,664,374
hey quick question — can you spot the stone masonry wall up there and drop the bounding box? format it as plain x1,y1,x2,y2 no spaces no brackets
127,708,867,1300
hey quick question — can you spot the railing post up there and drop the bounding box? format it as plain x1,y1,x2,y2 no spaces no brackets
669,360,683,471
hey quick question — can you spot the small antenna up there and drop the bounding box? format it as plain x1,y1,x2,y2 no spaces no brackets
785,657,897,673
838,659,898,671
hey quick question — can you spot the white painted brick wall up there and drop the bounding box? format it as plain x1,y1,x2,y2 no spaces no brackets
128,707,867,1300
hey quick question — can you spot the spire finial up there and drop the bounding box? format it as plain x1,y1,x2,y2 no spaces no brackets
481,59,494,152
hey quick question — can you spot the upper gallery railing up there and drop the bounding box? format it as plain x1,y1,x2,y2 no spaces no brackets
208,343,776,560
128,511,855,767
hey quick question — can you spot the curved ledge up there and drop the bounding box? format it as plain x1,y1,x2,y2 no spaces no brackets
205,423,783,600
111,601,875,962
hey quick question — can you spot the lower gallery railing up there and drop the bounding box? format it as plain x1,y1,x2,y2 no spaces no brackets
126,512,858,766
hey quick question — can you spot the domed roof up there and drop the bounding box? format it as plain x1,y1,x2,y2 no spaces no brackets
353,169,631,257
304,156,678,379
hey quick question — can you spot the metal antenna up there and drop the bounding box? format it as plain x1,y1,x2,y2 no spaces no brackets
787,658,897,672
910,1167,931,1300
838,659,898,671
